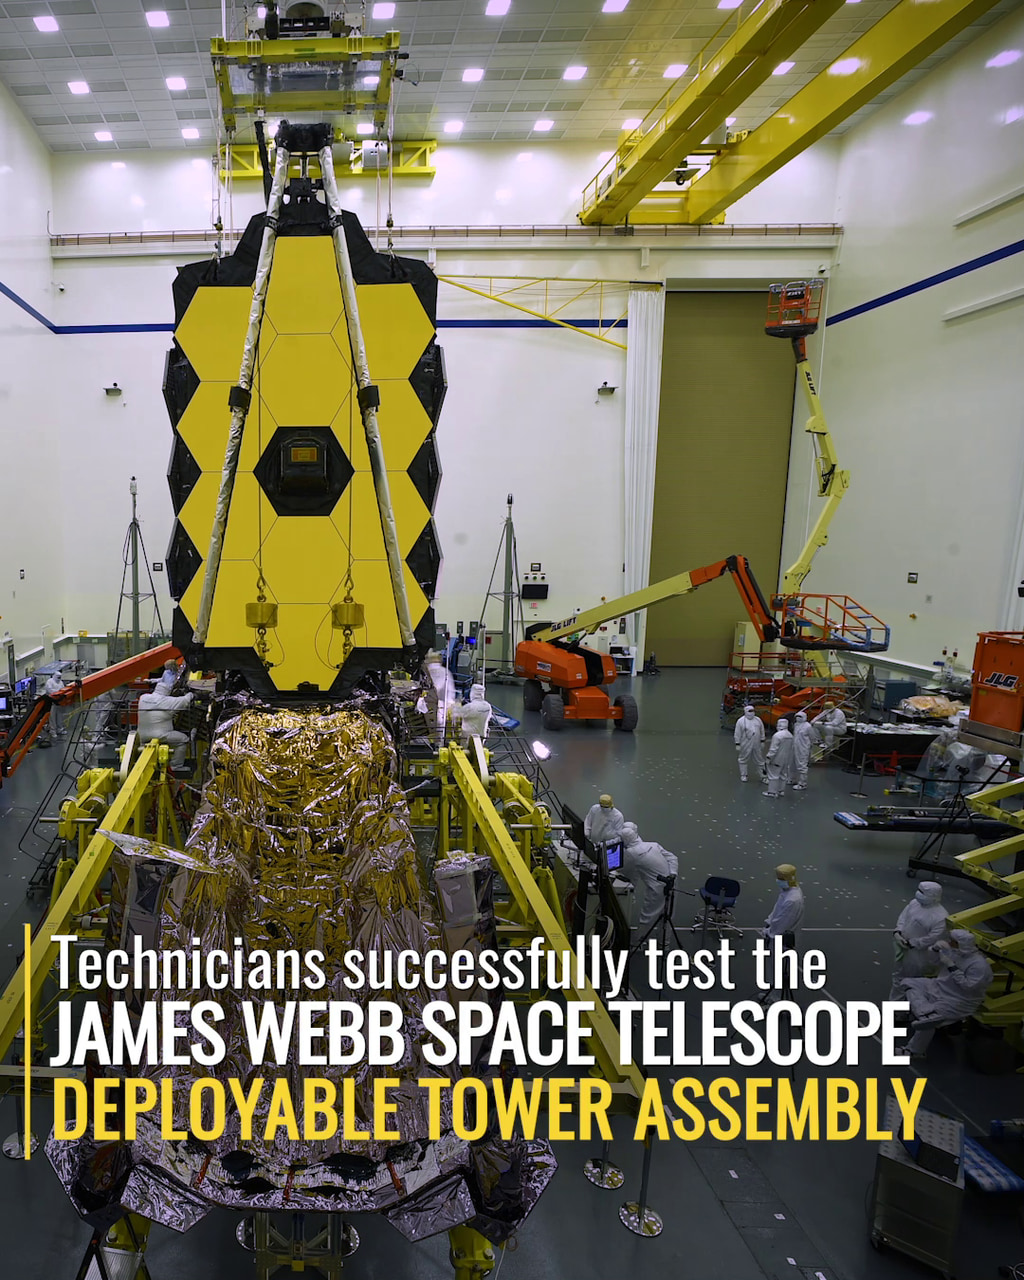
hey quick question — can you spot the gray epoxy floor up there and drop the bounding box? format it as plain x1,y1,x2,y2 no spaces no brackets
0,670,1019,1280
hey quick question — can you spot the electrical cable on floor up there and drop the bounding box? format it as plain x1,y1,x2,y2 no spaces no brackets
492,1243,506,1278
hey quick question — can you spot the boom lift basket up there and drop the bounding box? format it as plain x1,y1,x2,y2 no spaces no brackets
765,280,823,339
778,592,890,652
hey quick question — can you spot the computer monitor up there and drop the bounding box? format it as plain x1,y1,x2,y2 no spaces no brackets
0,694,8,715
605,841,623,873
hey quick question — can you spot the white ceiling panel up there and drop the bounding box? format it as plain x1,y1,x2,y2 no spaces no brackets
0,0,1015,154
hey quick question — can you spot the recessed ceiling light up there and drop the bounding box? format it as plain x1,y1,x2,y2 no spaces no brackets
903,110,933,125
602,0,629,10
773,61,794,75
145,10,170,27
165,76,187,91
1004,104,1024,124
356,121,373,135
443,119,464,133
33,15,59,31
363,74,380,87
371,2,395,17
515,151,532,161
67,80,89,94
828,57,861,76
462,68,484,82
563,65,586,80
111,161,126,169
485,0,510,13
717,0,741,9
181,127,200,139
533,119,554,132
987,49,1021,68
725,116,737,125
663,64,687,78
622,118,642,130
94,130,112,141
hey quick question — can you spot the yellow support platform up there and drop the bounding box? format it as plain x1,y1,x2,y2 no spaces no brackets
579,0,846,227
211,32,401,133
221,139,436,181
682,0,1006,223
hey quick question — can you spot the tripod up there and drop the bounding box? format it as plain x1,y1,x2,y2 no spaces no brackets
628,875,695,982
112,477,166,662
477,494,524,681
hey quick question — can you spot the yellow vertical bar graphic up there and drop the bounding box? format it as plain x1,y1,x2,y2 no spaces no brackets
23,923,30,1159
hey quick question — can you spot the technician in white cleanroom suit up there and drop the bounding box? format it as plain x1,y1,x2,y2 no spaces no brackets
422,649,455,732
812,700,847,751
763,718,795,798
45,670,66,739
889,881,949,998
620,822,678,932
583,794,624,847
900,929,993,1055
791,711,815,789
453,683,492,743
733,705,765,782
762,863,805,939
137,688,194,771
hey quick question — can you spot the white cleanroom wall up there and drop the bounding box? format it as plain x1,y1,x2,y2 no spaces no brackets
0,79,61,659
779,7,1024,672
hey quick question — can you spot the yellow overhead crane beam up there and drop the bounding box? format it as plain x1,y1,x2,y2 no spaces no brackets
578,0,847,227
682,0,1006,223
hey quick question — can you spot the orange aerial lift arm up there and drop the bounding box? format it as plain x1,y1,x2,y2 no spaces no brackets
530,555,782,646
0,642,180,784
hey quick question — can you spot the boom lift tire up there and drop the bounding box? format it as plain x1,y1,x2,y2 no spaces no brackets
522,679,544,713
541,694,565,731
613,694,638,732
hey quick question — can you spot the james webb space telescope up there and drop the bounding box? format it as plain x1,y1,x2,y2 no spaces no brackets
164,121,444,696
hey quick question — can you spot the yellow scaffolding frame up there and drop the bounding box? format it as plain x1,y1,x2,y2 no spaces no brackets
945,776,1024,1032
0,741,165,1065
441,745,645,1110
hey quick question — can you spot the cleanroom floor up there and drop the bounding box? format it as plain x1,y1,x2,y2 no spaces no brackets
0,668,1020,1280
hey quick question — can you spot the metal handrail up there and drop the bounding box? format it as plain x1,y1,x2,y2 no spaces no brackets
50,222,842,249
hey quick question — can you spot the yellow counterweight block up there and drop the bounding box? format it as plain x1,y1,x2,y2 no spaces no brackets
164,214,446,695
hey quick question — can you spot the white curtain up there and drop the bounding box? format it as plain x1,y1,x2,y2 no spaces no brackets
623,284,666,659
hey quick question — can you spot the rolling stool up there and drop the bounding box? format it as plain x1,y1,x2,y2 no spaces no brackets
693,876,741,947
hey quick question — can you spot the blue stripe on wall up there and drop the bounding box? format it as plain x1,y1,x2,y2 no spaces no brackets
3,236,1022,334
0,276,624,334
826,237,1024,326
0,279,57,331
